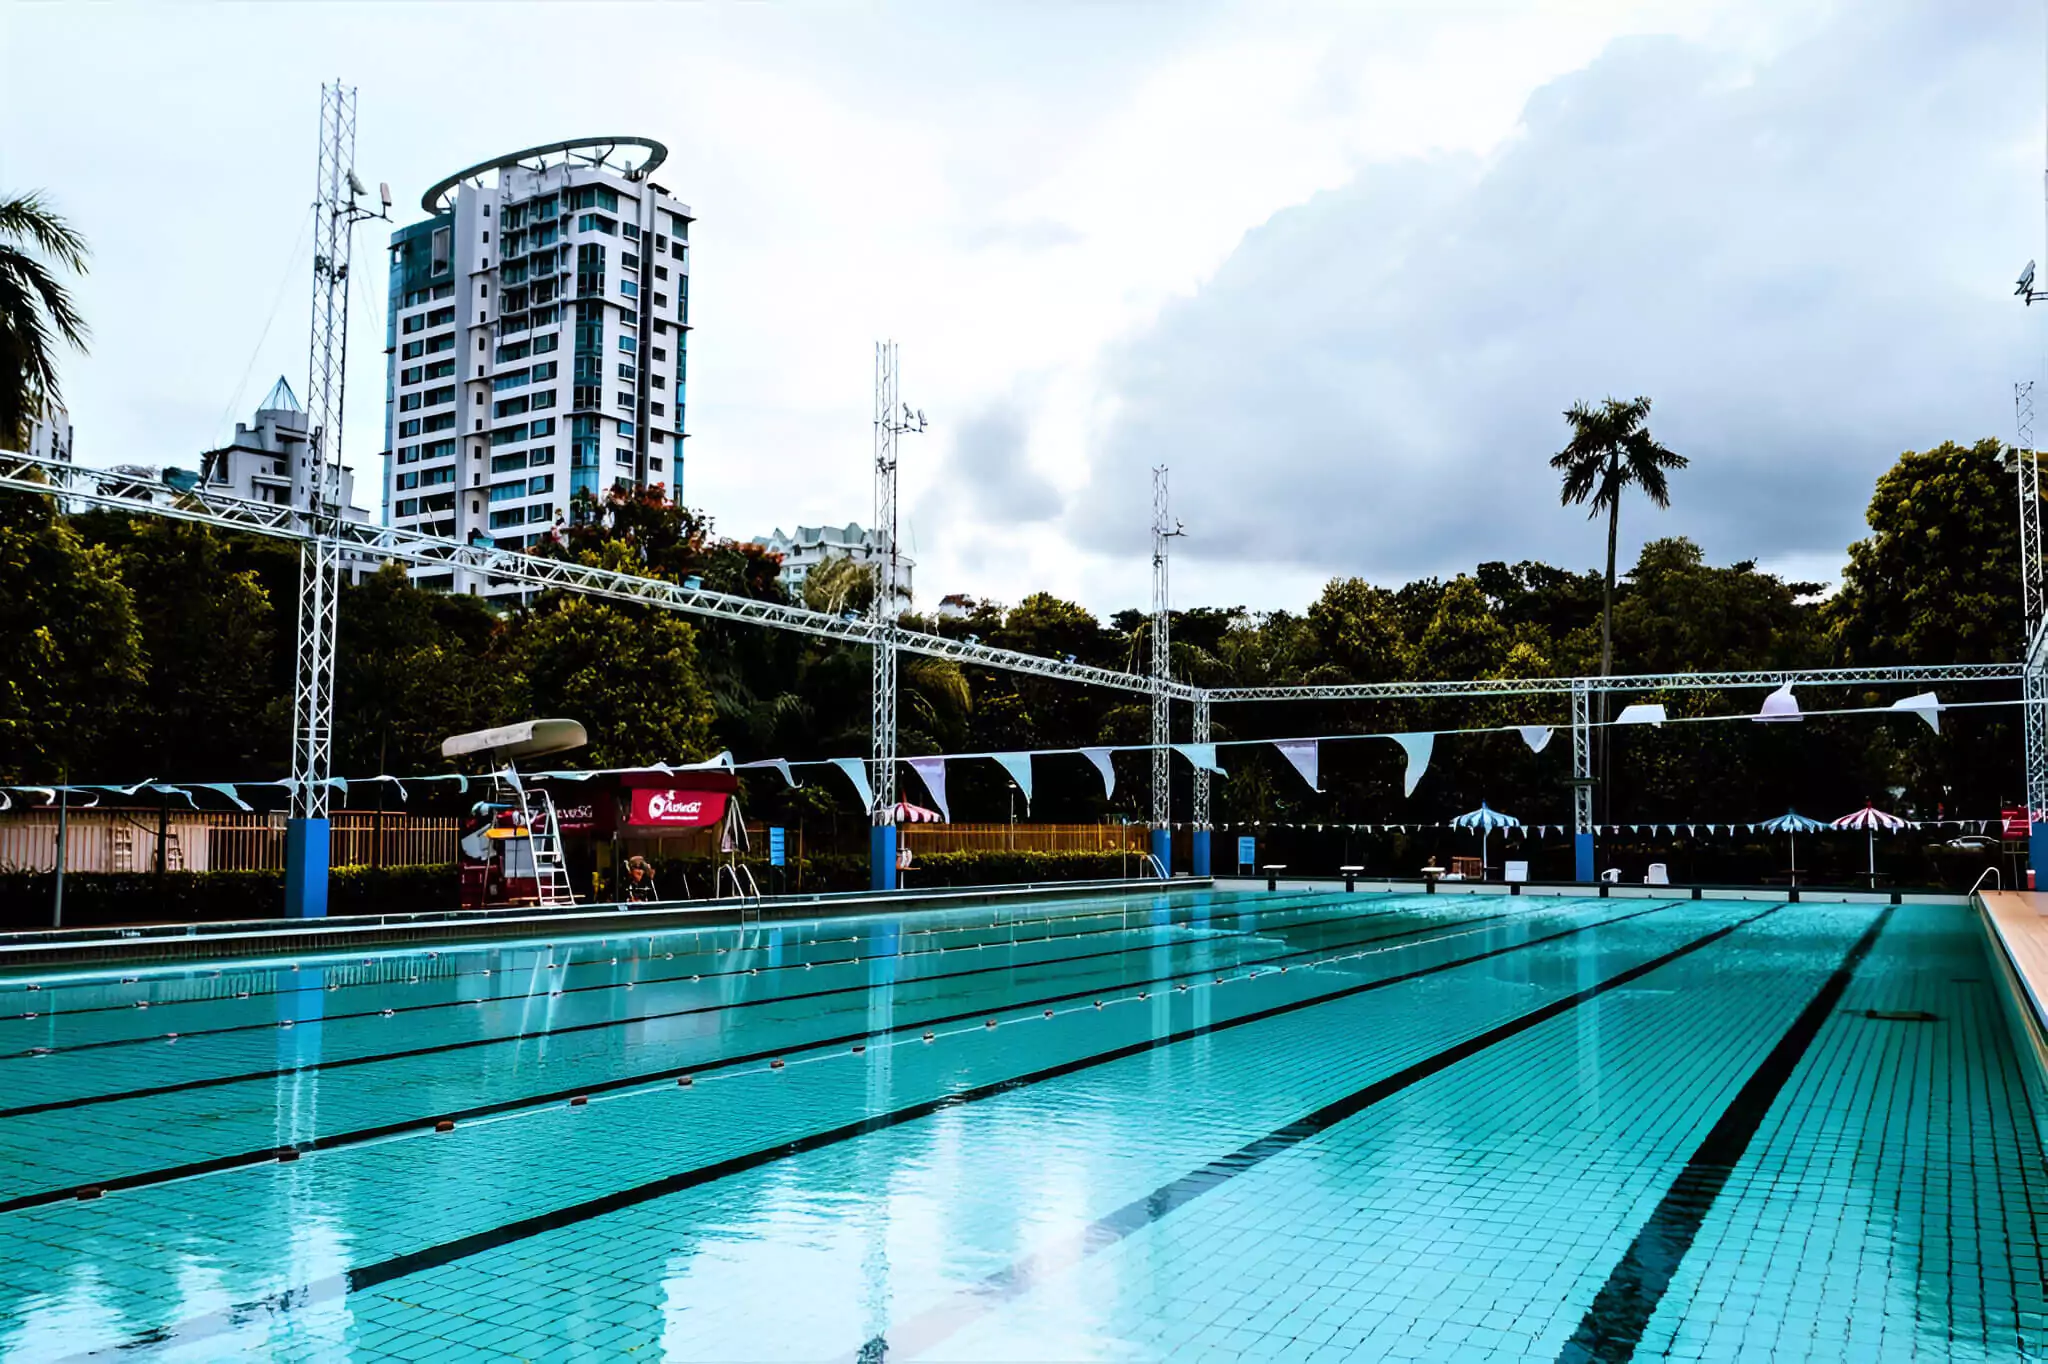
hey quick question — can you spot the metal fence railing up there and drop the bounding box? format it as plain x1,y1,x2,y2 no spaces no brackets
0,809,459,874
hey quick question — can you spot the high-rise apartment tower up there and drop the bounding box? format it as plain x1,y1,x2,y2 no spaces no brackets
382,137,690,592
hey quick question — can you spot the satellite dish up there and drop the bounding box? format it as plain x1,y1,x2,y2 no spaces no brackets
346,169,367,197
2020,260,2037,297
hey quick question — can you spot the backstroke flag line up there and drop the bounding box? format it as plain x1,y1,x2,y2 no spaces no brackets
991,752,1033,809
1080,747,1116,800
829,758,873,815
1392,732,1434,797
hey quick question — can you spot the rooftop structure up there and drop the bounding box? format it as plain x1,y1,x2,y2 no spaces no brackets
383,138,691,594
752,521,914,608
26,406,72,465
200,377,376,582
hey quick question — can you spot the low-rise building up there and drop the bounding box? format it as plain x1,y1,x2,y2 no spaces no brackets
26,406,73,463
751,522,913,608
200,377,377,582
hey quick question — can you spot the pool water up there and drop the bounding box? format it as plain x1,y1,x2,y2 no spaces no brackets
0,889,2041,1361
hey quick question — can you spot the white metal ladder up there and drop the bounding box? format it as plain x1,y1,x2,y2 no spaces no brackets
499,772,576,908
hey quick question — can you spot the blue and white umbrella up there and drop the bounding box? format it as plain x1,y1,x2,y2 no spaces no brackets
1450,802,1522,873
1757,809,1826,881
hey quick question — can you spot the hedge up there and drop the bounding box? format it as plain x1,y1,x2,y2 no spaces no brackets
0,865,455,931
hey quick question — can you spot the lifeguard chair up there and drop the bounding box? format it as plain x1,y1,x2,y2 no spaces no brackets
446,719,587,910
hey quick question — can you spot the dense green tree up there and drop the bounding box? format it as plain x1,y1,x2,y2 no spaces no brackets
1307,577,1412,682
0,488,143,782
333,565,519,775
1828,438,2019,665
0,192,89,449
114,520,281,780
515,595,718,769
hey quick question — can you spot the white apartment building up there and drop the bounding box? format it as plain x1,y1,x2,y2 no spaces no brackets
200,376,376,582
382,138,690,594
751,522,914,608
26,406,72,463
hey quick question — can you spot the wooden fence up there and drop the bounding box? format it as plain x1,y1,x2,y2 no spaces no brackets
898,823,1149,854
0,809,459,874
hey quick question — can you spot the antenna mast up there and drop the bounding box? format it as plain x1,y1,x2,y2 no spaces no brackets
286,80,383,917
1150,465,1184,873
869,341,924,888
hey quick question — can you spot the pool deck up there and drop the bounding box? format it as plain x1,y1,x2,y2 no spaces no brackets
1982,891,2048,1023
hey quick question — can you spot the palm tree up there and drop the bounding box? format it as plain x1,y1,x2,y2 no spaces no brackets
0,192,90,450
1550,396,1686,678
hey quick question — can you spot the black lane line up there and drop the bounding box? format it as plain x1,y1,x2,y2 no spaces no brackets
1,885,1287,1028
1554,905,1894,1364
0,887,1347,1060
0,901,1558,1215
92,898,1712,1359
0,892,1406,1116
847,902,1794,1363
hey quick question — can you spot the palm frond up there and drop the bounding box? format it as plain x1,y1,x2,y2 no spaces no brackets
0,195,90,274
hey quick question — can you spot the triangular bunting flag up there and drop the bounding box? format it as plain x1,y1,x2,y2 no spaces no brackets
1173,744,1227,776
1615,704,1666,727
1080,747,1117,800
1518,726,1555,753
1753,683,1802,723
1892,692,1942,734
829,758,874,815
1273,740,1319,792
907,757,951,823
991,753,1033,809
1391,733,1434,797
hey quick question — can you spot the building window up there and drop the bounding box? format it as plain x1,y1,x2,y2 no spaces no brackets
493,368,531,392
620,279,639,298
528,504,552,523
652,347,666,362
425,385,455,407
425,360,455,380
489,508,526,530
528,474,555,496
530,390,557,410
621,253,640,271
496,340,531,364
492,452,528,474
655,266,668,281
490,425,530,447
616,448,633,466
651,402,665,417
495,395,530,419
568,186,619,213
653,293,668,309
617,363,636,382
399,393,422,412
423,413,456,433
402,314,427,335
623,222,641,240
426,334,455,355
576,213,616,236
401,340,425,359
531,417,557,437
396,497,418,517
649,457,662,472
397,444,420,463
651,375,665,390
528,445,556,465
616,392,634,410
532,332,559,355
617,421,636,439
489,481,526,503
427,306,455,327
423,439,456,459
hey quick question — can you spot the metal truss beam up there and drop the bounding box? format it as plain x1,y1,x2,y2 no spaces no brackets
1208,662,2019,704
0,452,1182,698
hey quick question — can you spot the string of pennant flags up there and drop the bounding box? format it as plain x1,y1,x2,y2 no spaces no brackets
0,686,2005,819
1173,819,2003,836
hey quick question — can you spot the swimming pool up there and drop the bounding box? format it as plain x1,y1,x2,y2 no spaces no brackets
0,888,2040,1360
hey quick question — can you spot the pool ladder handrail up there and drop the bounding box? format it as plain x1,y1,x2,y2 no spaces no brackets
717,862,764,923
1140,853,1168,881
1968,866,2003,896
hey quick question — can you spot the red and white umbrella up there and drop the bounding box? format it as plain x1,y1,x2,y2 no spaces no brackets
1832,804,1908,885
892,802,945,824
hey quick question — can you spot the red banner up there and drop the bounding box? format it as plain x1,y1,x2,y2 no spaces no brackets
628,788,729,829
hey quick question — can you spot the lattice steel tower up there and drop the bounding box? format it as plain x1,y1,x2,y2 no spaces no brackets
286,81,382,917
869,342,924,889
1150,466,1184,874
2018,383,2048,874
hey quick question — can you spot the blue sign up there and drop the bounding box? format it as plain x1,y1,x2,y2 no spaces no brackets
1237,836,1256,869
769,827,786,867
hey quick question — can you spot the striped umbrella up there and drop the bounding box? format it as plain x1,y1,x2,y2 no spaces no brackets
1757,810,1826,883
1450,802,1522,876
1832,803,1908,886
892,802,945,825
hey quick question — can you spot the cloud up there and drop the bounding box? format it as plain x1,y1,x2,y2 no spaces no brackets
919,398,1063,529
1069,0,2040,590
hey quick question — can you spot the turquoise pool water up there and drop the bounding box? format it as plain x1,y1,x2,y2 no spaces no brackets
0,889,2040,1361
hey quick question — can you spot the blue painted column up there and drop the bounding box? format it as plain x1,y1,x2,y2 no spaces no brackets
284,818,330,918
1574,831,1595,884
870,823,898,892
1149,827,1172,878
1191,828,1211,877
2032,822,2046,892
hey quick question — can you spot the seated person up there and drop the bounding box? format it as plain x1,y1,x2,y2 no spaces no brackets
623,855,659,902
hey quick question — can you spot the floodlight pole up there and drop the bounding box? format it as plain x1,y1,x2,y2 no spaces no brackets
288,80,382,918
1150,466,1184,877
1571,679,1595,881
869,342,923,890
1191,692,1212,876
2018,383,2048,885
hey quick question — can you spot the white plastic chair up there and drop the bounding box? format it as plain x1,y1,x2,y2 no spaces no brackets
1599,868,1622,884
1504,860,1529,883
1645,863,1669,886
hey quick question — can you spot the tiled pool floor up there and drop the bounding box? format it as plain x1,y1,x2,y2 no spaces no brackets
0,890,2039,1360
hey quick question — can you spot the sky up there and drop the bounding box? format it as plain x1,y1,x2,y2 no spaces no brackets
5,0,2045,618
